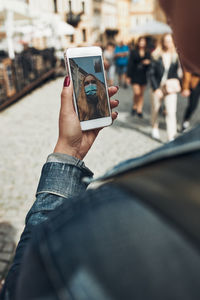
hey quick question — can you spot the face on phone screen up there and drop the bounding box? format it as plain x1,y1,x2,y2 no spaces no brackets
69,56,110,122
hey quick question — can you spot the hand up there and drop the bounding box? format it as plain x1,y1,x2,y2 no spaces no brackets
122,52,128,57
54,77,119,160
126,77,131,85
143,59,151,65
182,89,190,97
104,59,110,71
154,88,163,99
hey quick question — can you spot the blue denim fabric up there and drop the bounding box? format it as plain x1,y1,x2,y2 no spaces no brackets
1,126,200,300
0,155,93,300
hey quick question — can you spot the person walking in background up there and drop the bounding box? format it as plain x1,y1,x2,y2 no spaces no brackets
149,34,182,141
127,36,151,117
114,41,129,88
181,71,200,131
103,42,116,86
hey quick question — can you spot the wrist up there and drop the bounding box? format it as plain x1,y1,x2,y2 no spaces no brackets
54,140,82,160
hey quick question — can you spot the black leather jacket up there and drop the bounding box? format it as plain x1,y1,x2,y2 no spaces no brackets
149,56,180,91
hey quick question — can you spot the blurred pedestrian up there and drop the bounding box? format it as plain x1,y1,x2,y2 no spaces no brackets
149,34,181,141
181,71,200,131
104,42,116,86
127,36,151,117
114,41,129,88
146,36,157,53
128,40,135,52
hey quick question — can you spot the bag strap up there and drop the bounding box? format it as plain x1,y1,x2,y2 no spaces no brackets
111,150,200,248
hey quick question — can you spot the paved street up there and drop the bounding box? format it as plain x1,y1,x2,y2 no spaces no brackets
0,77,200,283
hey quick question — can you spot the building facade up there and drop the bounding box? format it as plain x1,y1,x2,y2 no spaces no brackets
116,0,130,43
130,0,154,33
1,0,168,54
64,0,93,46
100,0,118,45
63,0,118,47
153,0,166,22
116,0,167,43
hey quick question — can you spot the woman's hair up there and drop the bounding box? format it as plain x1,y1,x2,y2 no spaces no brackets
77,74,109,121
106,42,115,48
161,33,176,52
152,34,177,59
135,36,147,50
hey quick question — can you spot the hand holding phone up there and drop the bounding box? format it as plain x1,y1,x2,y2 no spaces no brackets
65,47,112,131
53,77,119,160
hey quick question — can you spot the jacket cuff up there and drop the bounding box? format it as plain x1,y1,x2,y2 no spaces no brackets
36,153,93,199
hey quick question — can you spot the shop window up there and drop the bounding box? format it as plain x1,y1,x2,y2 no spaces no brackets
54,0,58,13
70,34,74,43
82,1,85,13
82,29,86,42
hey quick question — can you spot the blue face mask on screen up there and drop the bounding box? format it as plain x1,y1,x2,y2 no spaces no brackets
84,84,97,96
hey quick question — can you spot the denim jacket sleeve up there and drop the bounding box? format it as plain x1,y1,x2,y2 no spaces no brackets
30,153,93,224
1,153,93,300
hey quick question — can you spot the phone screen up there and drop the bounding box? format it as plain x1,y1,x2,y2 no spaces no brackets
69,56,110,122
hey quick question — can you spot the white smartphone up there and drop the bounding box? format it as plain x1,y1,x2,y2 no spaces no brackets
65,46,112,131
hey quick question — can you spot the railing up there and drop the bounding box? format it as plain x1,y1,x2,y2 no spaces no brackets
0,48,56,111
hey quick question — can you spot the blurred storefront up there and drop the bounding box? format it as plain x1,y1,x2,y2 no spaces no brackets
0,0,168,54
0,0,75,110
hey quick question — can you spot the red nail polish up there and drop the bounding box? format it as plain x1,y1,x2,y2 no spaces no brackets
64,76,70,87
115,85,119,90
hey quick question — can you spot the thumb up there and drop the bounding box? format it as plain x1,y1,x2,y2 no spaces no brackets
61,76,75,113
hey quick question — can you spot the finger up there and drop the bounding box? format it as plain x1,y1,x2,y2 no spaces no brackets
111,111,118,121
110,99,119,109
108,86,119,97
61,77,75,113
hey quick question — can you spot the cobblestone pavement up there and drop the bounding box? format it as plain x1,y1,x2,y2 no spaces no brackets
0,77,200,284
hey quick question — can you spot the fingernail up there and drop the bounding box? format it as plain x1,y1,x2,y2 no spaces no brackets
115,111,118,115
115,100,119,104
64,76,70,87
115,85,119,90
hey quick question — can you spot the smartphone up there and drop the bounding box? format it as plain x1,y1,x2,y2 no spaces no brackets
65,46,112,131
